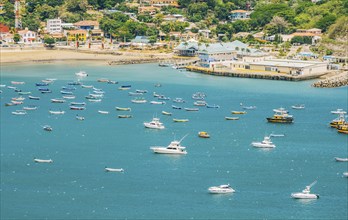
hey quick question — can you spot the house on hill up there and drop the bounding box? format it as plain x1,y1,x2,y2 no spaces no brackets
18,28,37,44
74,20,99,30
230,10,252,21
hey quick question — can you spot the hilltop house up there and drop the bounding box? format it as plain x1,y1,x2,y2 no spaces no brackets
150,0,179,7
230,10,252,21
65,29,87,42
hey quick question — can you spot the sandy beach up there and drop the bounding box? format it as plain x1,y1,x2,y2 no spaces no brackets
0,48,174,65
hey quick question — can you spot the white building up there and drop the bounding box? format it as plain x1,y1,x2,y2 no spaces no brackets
18,28,37,44
47,18,62,34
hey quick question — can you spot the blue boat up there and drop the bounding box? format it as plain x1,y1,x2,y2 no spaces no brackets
172,105,182,110
61,90,73,95
61,86,76,91
38,87,50,91
68,81,82,86
35,83,49,86
41,90,52,94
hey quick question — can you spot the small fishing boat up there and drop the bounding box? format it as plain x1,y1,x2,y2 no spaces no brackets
11,100,23,105
28,95,40,100
136,89,148,94
150,101,166,105
115,107,131,111
98,110,109,114
173,118,189,122
270,133,285,137
231,111,247,114
337,124,348,134
194,101,207,106
88,99,102,103
11,81,25,85
5,103,15,106
68,81,82,86
17,91,31,95
162,111,172,116
34,158,53,163
76,115,85,120
118,115,132,118
225,117,239,120
154,83,162,87
242,106,256,110
206,104,220,108
23,105,38,111
89,93,103,98
93,90,105,94
208,184,235,194
12,96,25,101
75,71,88,77
291,104,305,110
70,102,86,106
118,85,131,90
105,167,124,172
0,84,6,87
12,110,27,115
42,125,53,131
97,78,109,82
70,106,86,110
81,85,93,88
184,108,199,111
129,92,143,96
173,98,186,103
334,157,348,162
198,131,210,138
35,82,49,86
291,181,319,199
51,98,66,103
38,87,50,91
172,105,182,110
60,90,73,95
144,117,165,129
63,95,76,99
343,172,348,177
158,96,170,100
49,110,65,115
131,98,147,104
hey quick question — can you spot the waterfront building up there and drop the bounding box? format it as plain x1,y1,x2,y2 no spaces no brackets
74,20,99,30
18,28,37,44
46,18,62,34
174,39,200,56
150,0,178,7
245,59,328,75
66,30,87,42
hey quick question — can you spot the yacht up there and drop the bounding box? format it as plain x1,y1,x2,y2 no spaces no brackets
75,71,88,77
251,136,275,148
291,104,305,110
291,181,319,199
150,137,187,155
267,111,293,123
208,184,235,194
105,167,124,172
34,158,53,163
331,109,347,114
144,117,165,129
334,157,348,162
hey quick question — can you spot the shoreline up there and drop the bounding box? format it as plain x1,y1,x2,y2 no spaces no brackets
0,48,175,65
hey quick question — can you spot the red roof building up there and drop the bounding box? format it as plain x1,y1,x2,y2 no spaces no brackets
0,23,10,33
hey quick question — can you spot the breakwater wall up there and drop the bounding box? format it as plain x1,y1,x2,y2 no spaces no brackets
186,66,322,81
312,71,348,88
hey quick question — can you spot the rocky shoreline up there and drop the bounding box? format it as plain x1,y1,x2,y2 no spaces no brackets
312,71,348,88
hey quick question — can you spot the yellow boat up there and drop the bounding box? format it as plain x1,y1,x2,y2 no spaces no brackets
162,111,172,116
337,124,348,134
118,115,132,118
173,118,189,122
267,111,294,123
115,107,131,111
330,115,346,128
198,131,210,138
231,111,247,114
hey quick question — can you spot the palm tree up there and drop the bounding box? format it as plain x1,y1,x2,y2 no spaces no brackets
269,16,289,34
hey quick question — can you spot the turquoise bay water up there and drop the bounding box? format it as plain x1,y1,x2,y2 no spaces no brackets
1,63,347,219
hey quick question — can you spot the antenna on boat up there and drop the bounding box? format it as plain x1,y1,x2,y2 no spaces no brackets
179,133,189,143
308,180,317,189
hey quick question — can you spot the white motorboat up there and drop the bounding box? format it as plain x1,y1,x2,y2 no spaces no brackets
144,117,165,129
335,157,348,162
49,110,65,115
98,110,109,114
273,107,288,114
150,101,166,105
291,181,319,199
75,71,88,77
34,158,53,163
81,85,93,88
150,135,188,155
291,104,305,109
208,184,235,194
331,109,347,114
251,136,275,148
12,110,27,115
105,167,124,172
343,172,348,177
131,98,147,104
23,105,38,111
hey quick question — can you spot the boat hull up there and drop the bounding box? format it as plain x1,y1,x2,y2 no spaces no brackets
267,118,293,123
151,147,187,155
291,193,319,199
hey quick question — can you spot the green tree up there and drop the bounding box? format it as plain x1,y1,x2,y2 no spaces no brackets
316,13,337,32
250,3,291,28
13,33,21,44
65,0,88,13
44,36,56,48
187,3,209,22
